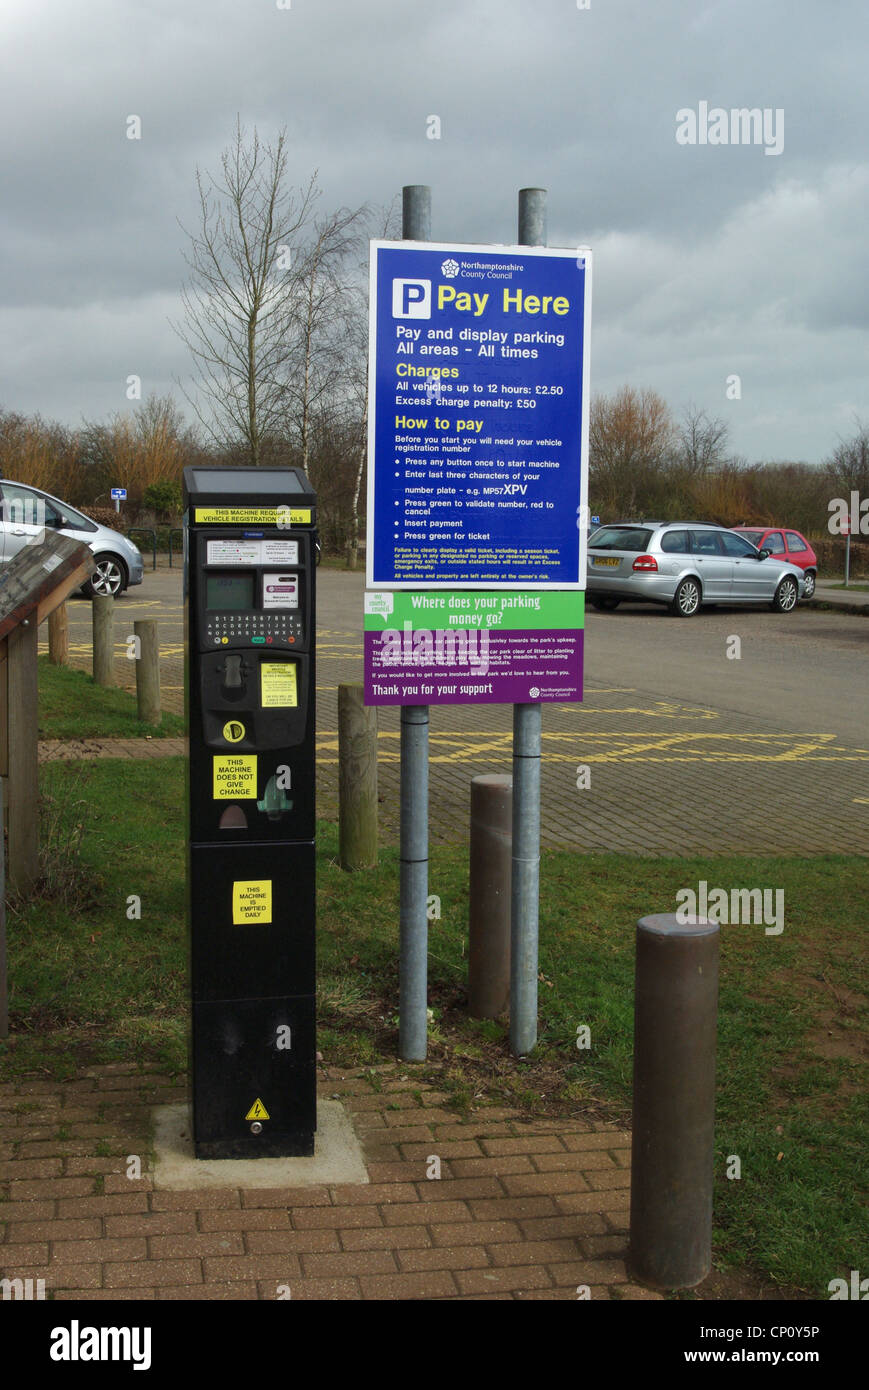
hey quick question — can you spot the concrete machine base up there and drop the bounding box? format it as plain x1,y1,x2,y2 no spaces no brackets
152,1100,369,1190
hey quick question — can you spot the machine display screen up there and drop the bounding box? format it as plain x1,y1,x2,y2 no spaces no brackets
206,573,256,610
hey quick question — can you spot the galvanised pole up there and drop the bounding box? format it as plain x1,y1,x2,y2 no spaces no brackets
510,188,547,1057
398,184,431,1061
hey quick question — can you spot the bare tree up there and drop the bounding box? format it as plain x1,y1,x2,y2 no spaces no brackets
678,404,730,475
589,386,676,516
824,417,869,497
174,120,318,465
283,205,369,474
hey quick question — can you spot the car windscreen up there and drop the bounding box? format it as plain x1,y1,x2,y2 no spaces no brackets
736,530,765,546
588,527,653,552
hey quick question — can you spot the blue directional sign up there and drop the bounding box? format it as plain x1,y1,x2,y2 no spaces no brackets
367,241,592,590
111,488,127,500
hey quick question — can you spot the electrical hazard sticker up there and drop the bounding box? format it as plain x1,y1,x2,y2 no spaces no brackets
232,880,272,924
261,662,298,708
245,1099,270,1121
213,755,257,799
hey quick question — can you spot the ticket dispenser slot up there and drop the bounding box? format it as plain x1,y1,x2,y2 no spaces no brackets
184,466,317,1159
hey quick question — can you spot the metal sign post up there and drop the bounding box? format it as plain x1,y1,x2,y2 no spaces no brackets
365,186,591,1061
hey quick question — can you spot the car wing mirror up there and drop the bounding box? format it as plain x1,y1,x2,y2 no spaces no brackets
758,548,771,559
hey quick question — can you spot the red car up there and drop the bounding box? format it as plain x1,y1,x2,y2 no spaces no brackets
732,527,818,599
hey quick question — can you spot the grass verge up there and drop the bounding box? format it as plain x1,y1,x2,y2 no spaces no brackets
1,755,865,1296
38,657,185,739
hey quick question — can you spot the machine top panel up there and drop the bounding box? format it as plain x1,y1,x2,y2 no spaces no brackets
184,467,316,506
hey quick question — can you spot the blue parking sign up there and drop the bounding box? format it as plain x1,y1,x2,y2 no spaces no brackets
366,241,591,590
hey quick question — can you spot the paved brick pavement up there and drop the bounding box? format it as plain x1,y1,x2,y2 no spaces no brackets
0,1063,653,1301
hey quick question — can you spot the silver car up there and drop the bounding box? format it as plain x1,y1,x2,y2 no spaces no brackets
587,521,805,616
0,478,144,597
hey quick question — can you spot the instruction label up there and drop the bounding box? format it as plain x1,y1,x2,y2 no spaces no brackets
213,754,258,799
261,663,298,708
206,539,300,566
245,1098,270,1121
195,507,312,525
233,879,272,924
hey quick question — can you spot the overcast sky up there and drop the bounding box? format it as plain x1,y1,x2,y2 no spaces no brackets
1,0,866,464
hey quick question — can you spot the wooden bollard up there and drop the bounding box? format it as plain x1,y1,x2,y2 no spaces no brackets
338,682,378,870
133,620,161,726
92,595,114,687
48,603,69,666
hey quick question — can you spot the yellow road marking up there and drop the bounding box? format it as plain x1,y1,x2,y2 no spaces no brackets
315,730,869,764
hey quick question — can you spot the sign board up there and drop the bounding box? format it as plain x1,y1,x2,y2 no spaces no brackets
110,488,127,500
366,240,591,590
364,590,583,705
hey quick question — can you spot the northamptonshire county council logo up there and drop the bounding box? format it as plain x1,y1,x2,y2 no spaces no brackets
441,258,460,278
529,686,540,699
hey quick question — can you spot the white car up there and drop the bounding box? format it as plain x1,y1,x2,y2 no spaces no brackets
0,478,144,597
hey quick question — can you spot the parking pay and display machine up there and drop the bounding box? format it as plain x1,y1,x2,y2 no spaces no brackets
184,467,317,1158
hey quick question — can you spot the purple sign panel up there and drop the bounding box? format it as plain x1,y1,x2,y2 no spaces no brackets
363,590,584,706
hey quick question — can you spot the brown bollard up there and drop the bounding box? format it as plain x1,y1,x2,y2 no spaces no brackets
134,620,161,726
48,603,69,666
628,913,719,1290
338,682,378,869
468,774,513,1019
92,595,114,687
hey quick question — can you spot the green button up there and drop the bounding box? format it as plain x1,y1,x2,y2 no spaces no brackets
252,635,266,644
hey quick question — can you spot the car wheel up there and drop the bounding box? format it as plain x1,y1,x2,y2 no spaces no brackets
671,577,701,617
84,554,128,598
771,576,798,612
590,595,621,611
802,569,816,599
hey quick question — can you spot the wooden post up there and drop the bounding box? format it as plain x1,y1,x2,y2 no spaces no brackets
338,682,378,870
92,595,114,687
7,619,40,896
134,619,161,726
48,602,69,666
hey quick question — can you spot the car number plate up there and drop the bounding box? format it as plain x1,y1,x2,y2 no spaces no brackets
592,557,620,567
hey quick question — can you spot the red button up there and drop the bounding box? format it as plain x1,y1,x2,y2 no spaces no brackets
266,636,273,644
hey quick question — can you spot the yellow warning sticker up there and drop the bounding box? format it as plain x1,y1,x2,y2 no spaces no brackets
245,1098,270,1121
261,662,298,709
194,507,312,525
222,719,246,744
213,754,257,799
233,880,272,925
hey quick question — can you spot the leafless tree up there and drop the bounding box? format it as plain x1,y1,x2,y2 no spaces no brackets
824,417,869,497
174,119,318,465
589,386,676,516
678,404,730,475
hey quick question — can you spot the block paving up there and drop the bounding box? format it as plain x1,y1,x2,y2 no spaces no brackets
0,1063,657,1301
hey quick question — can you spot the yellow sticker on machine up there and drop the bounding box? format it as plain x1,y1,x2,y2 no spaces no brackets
245,1098,270,1121
261,662,298,709
233,880,272,924
213,754,257,799
194,507,312,524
